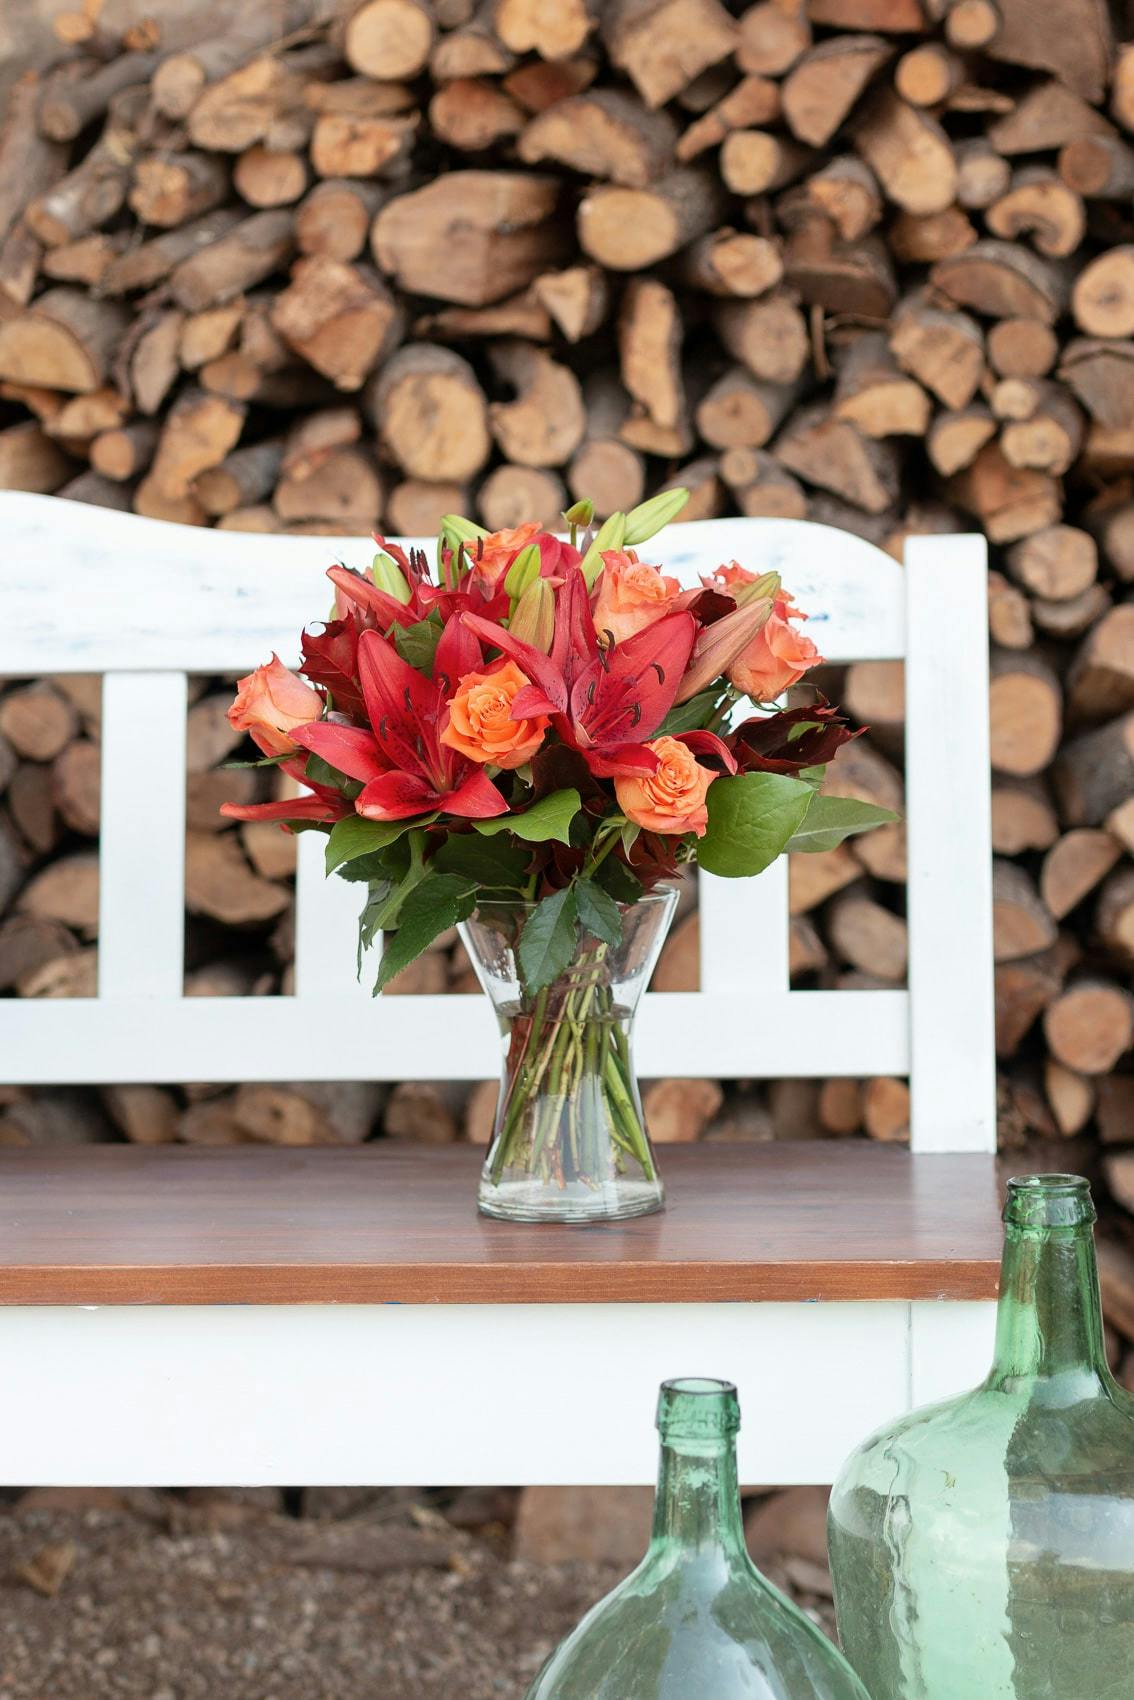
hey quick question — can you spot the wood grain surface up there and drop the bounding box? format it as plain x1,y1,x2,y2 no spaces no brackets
0,1142,1002,1305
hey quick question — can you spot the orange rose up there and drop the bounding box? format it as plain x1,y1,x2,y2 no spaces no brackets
441,659,549,770
593,550,682,644
469,521,543,585
615,736,717,838
727,590,821,701
228,655,322,757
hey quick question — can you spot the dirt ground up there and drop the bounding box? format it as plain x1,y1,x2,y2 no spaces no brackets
0,1491,835,1700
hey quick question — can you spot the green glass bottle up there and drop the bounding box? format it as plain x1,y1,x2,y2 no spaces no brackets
526,1378,871,1700
828,1173,1134,1700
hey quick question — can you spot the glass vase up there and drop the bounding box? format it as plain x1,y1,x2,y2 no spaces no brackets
526,1377,871,1699
459,889,677,1224
828,1173,1134,1700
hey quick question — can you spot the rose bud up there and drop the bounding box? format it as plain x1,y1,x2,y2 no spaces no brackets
227,655,322,758
728,590,821,701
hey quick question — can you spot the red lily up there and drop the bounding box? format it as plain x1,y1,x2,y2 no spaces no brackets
462,567,697,777
293,620,508,822
218,751,355,827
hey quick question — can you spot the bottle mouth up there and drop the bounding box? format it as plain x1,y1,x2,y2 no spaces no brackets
656,1377,740,1442
1004,1174,1096,1229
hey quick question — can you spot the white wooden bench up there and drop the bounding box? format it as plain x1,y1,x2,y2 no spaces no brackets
0,492,999,1487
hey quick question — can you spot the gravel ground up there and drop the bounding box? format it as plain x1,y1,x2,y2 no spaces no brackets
0,1501,619,1700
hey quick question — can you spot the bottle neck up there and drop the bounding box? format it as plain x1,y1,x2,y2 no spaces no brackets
649,1379,748,1569
987,1177,1110,1397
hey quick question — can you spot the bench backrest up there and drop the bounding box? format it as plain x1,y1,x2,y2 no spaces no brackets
0,493,995,1155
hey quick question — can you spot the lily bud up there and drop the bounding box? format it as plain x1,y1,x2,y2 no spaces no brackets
563,497,594,528
504,542,542,599
507,576,555,652
728,569,780,608
437,513,487,576
622,486,689,546
372,550,412,604
672,594,775,704
580,511,627,587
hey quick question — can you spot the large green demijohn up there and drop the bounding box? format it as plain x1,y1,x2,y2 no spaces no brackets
525,1378,871,1700
828,1173,1134,1700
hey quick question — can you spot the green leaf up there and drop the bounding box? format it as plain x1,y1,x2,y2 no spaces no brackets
432,834,530,889
393,613,442,674
373,873,478,994
474,788,581,845
357,880,394,973
698,773,814,878
596,857,644,903
518,887,579,993
786,794,899,853
656,689,728,737
622,486,689,545
575,878,622,947
222,750,292,770
326,815,416,875
796,765,826,791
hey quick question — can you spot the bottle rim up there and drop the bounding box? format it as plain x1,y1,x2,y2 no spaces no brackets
656,1377,740,1440
1004,1173,1096,1228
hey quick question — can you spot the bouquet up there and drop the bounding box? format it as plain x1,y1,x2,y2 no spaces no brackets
221,492,894,1221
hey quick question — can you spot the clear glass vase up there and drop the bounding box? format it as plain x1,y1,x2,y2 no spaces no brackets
526,1378,872,1699
459,889,677,1224
828,1173,1134,1700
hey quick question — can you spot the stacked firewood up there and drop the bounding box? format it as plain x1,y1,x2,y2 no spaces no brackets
0,0,1132,1354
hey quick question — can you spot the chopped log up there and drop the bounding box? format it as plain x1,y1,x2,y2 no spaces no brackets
0,422,70,493
714,296,809,385
52,739,100,837
102,209,245,296
993,859,1057,960
141,387,245,506
270,257,400,392
1045,979,1134,1075
274,446,383,527
932,240,1069,323
696,367,801,449
232,1081,383,1145
194,440,285,516
809,0,922,26
429,77,525,151
789,913,828,977
988,80,1114,154
888,205,977,266
169,210,294,312
619,278,684,431
372,172,564,306
430,10,516,80
17,851,99,936
834,332,930,437
233,147,309,209
90,420,158,482
579,169,723,268
721,132,814,196
152,5,317,118
518,90,675,188
343,0,435,78
1032,583,1112,640
950,442,1060,543
44,387,129,445
986,168,1085,259
179,302,244,373
8,761,59,855
59,471,133,511
818,1077,863,1134
1054,714,1134,825
775,407,899,514
0,916,78,993
128,152,229,227
1059,339,1134,429
503,58,597,112
1072,248,1134,338
895,43,963,107
1044,1060,1095,1137
1041,828,1122,920
827,890,908,980
387,479,467,534
719,446,807,517
370,344,490,480
988,317,1059,378
533,266,609,340
310,111,418,178
0,222,43,311
0,686,77,763
296,179,387,262
1000,383,1084,476
217,505,281,533
415,288,553,343
854,90,957,215
280,407,362,481
24,117,137,248
735,0,810,75
477,465,565,531
1113,41,1134,132
676,75,781,161
680,229,782,298
38,53,156,145
781,221,897,318
987,569,1033,650
889,293,984,409
995,944,1068,1056
955,138,1012,210
991,779,1059,854
986,0,1114,105
0,289,128,395
39,232,125,289
789,843,861,913
493,0,594,56
804,156,882,241
1066,603,1134,722
1006,525,1097,599
782,35,891,148
988,648,1063,775
862,1077,910,1142
489,343,586,468
186,46,334,154
0,75,67,249
184,831,290,926
927,405,996,475
1097,866,1134,962
1059,133,1134,200
101,1084,179,1145
603,0,738,109
642,1076,723,1143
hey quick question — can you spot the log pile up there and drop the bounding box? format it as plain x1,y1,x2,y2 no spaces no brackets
0,0,1132,1372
